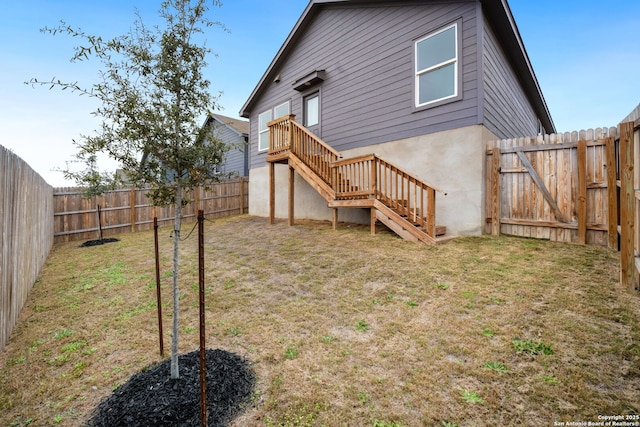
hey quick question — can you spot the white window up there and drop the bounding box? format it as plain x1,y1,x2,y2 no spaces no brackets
415,23,458,107
258,110,272,152
305,93,319,127
274,102,290,120
258,102,290,152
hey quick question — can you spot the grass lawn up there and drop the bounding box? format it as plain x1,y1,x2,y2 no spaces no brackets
1,214,639,426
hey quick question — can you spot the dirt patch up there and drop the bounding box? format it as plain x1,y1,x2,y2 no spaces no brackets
86,349,254,427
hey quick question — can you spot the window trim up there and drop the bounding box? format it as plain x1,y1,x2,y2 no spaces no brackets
304,92,320,127
257,101,290,152
258,110,272,152
413,20,462,110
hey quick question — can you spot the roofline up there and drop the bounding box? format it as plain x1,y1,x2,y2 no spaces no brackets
207,113,249,137
240,0,317,118
240,0,555,134
482,0,555,133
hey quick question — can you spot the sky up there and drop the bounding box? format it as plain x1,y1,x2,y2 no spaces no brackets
1,0,639,187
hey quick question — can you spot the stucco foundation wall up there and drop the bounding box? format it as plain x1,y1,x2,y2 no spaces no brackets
248,167,370,224
249,125,497,236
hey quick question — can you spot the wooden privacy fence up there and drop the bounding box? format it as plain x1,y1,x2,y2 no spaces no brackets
53,178,248,243
486,123,640,291
1,145,54,351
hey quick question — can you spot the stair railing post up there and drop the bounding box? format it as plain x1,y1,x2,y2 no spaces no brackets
426,187,436,238
370,156,377,199
288,114,295,155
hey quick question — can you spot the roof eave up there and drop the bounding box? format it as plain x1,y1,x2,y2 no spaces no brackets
482,0,555,133
208,114,249,137
240,1,319,118
241,0,556,135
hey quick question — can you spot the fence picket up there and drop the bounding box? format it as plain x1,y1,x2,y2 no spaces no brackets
487,124,640,290
52,178,248,243
0,146,53,351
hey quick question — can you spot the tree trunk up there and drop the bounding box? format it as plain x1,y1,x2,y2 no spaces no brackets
170,184,183,379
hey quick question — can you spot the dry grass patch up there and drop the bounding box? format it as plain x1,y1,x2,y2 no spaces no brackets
1,215,639,426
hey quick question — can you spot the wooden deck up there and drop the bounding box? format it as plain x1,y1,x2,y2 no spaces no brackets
267,115,447,244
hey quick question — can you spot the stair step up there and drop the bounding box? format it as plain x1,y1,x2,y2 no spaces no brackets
411,223,446,236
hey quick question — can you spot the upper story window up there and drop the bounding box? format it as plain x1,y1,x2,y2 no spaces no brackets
258,101,290,152
415,23,458,108
274,102,290,121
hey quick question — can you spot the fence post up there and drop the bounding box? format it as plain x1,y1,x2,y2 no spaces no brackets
577,140,587,244
491,146,501,236
619,122,636,289
605,137,618,250
130,188,136,233
240,178,245,214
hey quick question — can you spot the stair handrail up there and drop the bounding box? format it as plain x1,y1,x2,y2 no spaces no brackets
268,116,447,240
267,114,295,156
332,154,446,239
268,114,340,184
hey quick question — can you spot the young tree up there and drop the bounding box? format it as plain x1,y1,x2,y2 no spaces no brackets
29,0,228,379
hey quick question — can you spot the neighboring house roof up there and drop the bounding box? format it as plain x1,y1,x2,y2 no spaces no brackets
208,113,249,137
240,0,555,133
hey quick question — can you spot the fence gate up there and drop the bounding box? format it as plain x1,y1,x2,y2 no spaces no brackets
486,128,618,248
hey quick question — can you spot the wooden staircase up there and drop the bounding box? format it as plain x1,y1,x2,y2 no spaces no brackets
267,115,448,244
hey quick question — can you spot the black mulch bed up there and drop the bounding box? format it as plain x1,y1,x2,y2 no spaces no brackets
86,349,255,427
80,238,120,247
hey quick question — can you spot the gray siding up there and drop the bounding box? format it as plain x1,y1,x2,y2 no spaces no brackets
482,16,539,139
210,122,248,177
249,1,479,169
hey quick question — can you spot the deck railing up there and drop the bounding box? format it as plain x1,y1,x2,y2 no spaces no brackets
267,115,293,157
332,154,376,199
267,116,444,239
332,154,445,237
269,115,340,184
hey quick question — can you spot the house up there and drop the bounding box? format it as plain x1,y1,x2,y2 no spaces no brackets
202,113,249,177
240,0,555,240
